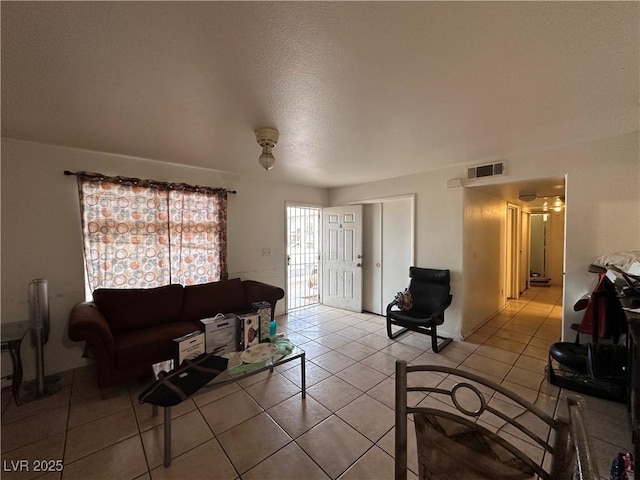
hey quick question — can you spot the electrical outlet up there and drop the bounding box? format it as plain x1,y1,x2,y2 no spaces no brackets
262,248,271,257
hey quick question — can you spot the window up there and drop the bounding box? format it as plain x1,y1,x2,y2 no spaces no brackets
76,172,228,290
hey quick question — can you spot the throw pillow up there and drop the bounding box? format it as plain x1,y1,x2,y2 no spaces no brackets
394,288,413,311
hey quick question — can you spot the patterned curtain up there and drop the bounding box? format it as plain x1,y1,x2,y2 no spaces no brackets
168,189,228,285
77,173,228,290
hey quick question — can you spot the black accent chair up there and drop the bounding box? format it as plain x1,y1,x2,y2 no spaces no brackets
386,267,453,353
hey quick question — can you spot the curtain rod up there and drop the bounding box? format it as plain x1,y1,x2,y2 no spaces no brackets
64,170,236,195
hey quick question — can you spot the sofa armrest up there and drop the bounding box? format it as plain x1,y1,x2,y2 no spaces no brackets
68,301,117,368
241,280,285,319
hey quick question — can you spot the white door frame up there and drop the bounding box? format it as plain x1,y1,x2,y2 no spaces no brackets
506,203,520,299
519,210,531,293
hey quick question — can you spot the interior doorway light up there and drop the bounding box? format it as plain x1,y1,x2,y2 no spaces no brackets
255,127,279,170
553,197,564,212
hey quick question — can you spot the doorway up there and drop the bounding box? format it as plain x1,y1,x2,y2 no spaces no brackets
464,176,566,333
286,204,321,311
530,214,548,283
506,204,519,299
321,205,363,312
519,211,531,293
529,210,565,287
288,199,414,315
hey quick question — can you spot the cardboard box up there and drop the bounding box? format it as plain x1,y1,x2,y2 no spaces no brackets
251,301,272,342
173,330,205,365
199,313,239,355
238,313,260,350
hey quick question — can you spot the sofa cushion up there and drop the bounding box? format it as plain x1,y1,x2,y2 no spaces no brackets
114,320,201,369
93,284,184,334
180,278,248,323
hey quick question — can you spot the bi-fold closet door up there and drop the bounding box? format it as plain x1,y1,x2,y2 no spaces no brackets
362,197,414,315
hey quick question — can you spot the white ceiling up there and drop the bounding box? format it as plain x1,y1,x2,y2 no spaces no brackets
2,2,638,189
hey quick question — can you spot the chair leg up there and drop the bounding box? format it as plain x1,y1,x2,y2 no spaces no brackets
395,361,408,480
431,325,452,353
387,320,409,339
547,354,557,384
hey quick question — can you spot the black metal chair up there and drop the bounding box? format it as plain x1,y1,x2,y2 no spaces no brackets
386,267,452,353
395,360,599,480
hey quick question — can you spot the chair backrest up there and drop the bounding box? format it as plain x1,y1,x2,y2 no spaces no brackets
395,360,599,480
408,267,451,314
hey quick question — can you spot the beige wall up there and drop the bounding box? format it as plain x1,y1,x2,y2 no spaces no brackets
1,138,328,379
462,189,506,337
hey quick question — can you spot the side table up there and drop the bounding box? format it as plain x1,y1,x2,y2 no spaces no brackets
1,320,30,406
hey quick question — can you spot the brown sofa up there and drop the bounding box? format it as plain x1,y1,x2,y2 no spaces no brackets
68,278,284,392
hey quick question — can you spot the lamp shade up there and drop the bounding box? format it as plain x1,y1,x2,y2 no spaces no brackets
259,151,275,170
256,127,279,171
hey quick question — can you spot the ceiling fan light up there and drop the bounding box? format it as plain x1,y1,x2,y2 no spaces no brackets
259,150,275,170
255,127,279,171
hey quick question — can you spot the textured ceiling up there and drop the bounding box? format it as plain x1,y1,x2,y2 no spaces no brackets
2,2,638,188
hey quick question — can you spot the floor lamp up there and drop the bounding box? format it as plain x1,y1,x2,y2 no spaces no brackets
22,278,61,402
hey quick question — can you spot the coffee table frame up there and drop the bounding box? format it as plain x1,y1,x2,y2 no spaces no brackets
152,346,306,467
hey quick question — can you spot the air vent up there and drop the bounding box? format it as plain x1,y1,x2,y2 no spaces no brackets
467,162,505,179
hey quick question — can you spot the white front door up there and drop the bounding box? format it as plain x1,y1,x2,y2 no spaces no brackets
322,205,363,312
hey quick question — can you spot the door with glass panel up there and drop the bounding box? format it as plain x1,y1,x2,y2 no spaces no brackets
286,204,321,311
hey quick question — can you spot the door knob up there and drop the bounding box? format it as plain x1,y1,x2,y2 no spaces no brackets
376,263,381,267
356,263,362,267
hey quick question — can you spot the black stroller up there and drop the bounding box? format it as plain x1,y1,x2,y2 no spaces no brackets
547,265,629,403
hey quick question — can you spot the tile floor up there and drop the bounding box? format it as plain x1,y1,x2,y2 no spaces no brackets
1,286,633,479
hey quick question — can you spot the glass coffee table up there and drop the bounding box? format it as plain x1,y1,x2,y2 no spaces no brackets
149,344,306,467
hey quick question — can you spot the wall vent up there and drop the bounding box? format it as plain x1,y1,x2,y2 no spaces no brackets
467,162,505,179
